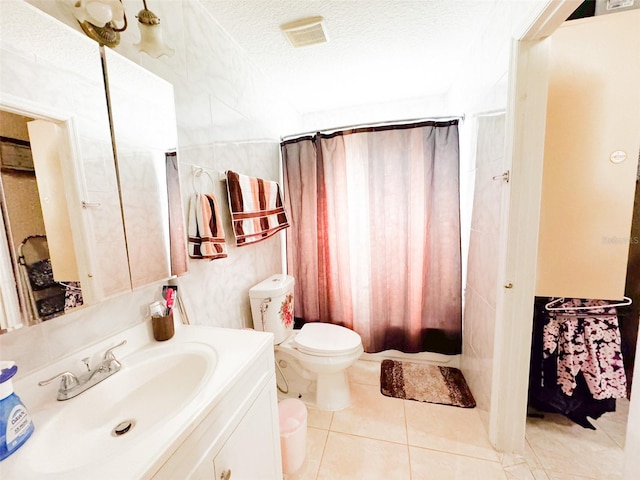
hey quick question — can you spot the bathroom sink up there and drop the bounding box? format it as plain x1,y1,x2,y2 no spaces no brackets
26,341,216,475
0,325,277,480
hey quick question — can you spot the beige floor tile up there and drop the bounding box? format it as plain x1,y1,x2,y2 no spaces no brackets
348,359,382,386
409,446,507,479
284,427,328,480
504,463,550,480
590,398,629,449
499,452,527,468
523,439,543,470
306,406,333,430
545,472,601,480
330,383,407,444
500,441,549,480
317,432,410,480
405,400,498,461
531,470,551,480
526,414,623,480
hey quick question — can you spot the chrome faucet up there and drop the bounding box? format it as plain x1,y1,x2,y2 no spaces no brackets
38,340,127,401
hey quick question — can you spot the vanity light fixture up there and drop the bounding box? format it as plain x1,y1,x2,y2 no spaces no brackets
72,0,173,58
133,0,175,58
72,0,127,48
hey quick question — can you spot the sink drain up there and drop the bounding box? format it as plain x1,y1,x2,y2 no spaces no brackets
112,419,135,437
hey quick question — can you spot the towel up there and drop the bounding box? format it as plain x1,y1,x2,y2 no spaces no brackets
226,170,289,246
188,193,227,259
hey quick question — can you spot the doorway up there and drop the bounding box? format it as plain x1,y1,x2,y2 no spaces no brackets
493,3,640,479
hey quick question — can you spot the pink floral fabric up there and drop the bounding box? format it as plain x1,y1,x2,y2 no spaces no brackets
543,299,627,400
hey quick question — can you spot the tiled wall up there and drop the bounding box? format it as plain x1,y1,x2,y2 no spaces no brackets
461,114,506,424
445,0,546,428
0,0,299,378
140,1,300,330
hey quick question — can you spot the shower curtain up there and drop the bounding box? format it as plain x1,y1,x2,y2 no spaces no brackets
282,121,462,354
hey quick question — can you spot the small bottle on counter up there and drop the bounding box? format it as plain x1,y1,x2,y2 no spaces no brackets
0,362,34,461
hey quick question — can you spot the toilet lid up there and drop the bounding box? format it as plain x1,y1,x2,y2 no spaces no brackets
293,323,362,356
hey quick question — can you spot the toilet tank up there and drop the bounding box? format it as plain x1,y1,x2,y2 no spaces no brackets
249,274,295,344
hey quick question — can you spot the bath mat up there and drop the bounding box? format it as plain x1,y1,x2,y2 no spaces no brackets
380,359,476,408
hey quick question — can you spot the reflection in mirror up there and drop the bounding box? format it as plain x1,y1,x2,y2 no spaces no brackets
103,47,187,286
0,111,84,331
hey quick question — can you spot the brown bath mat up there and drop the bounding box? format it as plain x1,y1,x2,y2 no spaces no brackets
380,359,476,408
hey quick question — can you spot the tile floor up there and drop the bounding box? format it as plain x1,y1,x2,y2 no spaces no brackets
284,359,629,480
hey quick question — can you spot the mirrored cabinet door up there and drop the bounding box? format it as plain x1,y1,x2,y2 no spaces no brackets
0,1,130,330
101,48,176,289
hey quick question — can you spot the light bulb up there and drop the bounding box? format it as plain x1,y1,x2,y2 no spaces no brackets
85,1,113,26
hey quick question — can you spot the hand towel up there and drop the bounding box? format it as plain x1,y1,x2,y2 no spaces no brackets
226,170,289,246
188,193,227,259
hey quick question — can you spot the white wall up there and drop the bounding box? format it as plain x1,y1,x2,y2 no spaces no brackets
535,11,640,301
297,94,449,135
0,0,299,378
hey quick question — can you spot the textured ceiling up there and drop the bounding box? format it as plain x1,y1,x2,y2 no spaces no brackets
200,0,540,114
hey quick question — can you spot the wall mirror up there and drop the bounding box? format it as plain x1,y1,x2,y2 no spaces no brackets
0,1,186,333
102,47,186,289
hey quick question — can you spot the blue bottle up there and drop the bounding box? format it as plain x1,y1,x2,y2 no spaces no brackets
0,361,34,461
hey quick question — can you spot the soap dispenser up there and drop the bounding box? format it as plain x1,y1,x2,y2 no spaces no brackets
0,362,34,461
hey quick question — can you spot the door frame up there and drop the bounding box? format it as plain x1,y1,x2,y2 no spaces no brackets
490,0,583,453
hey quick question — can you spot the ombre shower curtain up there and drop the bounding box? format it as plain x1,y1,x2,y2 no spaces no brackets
282,121,461,354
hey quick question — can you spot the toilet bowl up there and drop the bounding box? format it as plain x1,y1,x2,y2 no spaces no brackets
275,323,364,411
249,275,364,411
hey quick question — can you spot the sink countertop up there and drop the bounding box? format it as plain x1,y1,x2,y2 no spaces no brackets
0,323,274,479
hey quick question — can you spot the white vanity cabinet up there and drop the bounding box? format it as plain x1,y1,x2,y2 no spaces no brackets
213,385,281,480
0,325,281,479
153,344,283,480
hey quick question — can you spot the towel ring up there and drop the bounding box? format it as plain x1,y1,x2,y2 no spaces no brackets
191,167,215,194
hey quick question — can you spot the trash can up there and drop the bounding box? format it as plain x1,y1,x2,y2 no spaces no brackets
278,398,307,474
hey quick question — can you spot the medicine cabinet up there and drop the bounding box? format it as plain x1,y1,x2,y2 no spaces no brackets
0,1,186,332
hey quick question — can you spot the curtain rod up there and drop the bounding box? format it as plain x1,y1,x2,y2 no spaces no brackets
469,109,506,118
280,114,465,143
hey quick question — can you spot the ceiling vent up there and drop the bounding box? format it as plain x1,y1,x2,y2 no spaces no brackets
280,16,328,48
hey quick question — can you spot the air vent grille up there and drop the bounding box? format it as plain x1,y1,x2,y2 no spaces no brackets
280,16,328,48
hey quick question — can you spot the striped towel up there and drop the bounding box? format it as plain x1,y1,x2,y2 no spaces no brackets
226,170,289,246
188,193,227,259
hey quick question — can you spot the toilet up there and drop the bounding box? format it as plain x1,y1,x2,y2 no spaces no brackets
249,274,363,411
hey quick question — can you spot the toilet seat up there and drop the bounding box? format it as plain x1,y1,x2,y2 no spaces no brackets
293,323,362,357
